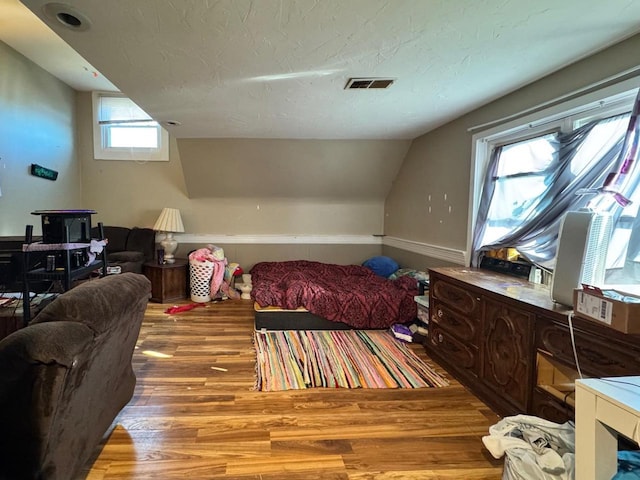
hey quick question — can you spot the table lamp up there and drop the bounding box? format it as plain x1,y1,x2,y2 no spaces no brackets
153,207,184,264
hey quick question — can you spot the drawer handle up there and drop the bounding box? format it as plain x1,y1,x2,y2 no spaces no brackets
438,333,444,343
437,309,443,318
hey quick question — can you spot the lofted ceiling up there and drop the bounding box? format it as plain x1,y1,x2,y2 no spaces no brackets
4,0,640,140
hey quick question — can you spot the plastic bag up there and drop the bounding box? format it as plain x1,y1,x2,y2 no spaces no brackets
614,451,640,479
482,414,575,480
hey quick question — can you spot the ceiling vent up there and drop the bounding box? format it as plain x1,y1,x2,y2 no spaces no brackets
345,78,395,90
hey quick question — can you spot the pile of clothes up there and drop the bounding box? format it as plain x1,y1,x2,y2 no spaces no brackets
189,245,242,300
482,414,575,480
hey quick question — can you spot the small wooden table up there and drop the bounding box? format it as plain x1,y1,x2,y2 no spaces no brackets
142,258,188,303
575,376,640,480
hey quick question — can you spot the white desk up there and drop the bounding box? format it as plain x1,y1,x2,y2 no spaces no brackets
575,376,640,480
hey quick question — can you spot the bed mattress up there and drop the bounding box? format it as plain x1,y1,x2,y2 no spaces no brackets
254,303,353,331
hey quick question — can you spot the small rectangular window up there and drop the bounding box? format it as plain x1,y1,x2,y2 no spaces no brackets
92,93,169,161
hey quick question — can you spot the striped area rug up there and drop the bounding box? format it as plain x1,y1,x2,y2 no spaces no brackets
254,329,449,391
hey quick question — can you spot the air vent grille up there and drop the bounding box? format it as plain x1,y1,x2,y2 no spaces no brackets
345,78,394,89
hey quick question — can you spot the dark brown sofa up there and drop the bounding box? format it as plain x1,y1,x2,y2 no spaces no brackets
0,273,151,480
91,226,156,273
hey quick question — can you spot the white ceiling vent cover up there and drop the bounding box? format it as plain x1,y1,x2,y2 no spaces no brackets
345,78,395,89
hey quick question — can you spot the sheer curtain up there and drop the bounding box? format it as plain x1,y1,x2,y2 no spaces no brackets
587,93,640,282
471,113,630,269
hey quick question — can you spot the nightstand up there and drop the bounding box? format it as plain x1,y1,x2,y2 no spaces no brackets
142,258,188,303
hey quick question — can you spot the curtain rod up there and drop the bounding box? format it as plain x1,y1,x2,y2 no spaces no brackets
467,66,640,133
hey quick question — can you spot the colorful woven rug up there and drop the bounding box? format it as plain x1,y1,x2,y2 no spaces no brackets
254,329,449,391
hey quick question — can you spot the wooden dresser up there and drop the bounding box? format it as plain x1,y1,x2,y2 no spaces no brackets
426,267,640,421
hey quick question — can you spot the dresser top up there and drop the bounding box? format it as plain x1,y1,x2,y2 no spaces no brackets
430,266,572,316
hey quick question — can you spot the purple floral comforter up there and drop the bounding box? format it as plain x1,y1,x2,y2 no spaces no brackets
250,260,418,329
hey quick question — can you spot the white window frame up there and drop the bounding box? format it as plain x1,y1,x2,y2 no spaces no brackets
92,92,169,161
467,77,640,262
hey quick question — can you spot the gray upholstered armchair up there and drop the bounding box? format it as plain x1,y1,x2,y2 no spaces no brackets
0,273,151,480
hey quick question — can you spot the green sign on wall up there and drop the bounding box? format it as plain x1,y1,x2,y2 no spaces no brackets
30,164,58,181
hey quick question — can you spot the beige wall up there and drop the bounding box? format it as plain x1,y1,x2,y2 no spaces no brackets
175,242,381,272
76,92,400,265
178,138,410,201
381,245,458,271
384,33,640,267
77,91,408,239
0,41,80,236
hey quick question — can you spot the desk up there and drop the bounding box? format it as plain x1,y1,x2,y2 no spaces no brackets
575,376,640,480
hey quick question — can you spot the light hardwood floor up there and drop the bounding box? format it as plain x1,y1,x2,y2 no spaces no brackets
82,299,504,479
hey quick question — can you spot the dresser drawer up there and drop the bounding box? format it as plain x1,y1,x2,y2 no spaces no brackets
431,300,479,344
428,323,478,376
537,318,640,377
530,387,573,424
431,277,480,316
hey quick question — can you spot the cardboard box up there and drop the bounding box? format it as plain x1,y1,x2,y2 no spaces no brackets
573,287,640,334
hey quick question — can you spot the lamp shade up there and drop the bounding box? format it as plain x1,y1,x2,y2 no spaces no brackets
153,208,184,233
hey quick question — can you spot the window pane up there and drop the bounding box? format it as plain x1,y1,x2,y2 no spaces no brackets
92,92,169,161
604,182,640,274
99,96,152,122
571,114,629,175
108,126,159,148
479,133,557,247
490,175,548,220
497,134,557,176
481,175,548,246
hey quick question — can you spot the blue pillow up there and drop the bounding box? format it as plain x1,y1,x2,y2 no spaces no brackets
362,256,399,277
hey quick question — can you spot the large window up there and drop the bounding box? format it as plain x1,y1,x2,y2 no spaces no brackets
92,93,169,161
471,82,640,285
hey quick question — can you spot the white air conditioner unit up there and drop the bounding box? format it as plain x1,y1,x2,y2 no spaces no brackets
550,209,613,306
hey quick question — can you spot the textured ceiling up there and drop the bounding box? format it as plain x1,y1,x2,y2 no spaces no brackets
6,0,640,139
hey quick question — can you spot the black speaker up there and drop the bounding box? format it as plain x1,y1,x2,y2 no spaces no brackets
480,256,532,279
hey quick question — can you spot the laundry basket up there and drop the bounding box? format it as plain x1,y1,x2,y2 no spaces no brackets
189,259,214,302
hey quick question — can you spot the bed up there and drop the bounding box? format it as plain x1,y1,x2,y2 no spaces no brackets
250,260,418,330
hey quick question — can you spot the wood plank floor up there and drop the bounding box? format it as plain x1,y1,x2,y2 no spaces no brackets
82,299,504,479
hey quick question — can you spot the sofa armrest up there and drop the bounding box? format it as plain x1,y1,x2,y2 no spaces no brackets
0,273,150,480
0,322,94,478
0,321,93,375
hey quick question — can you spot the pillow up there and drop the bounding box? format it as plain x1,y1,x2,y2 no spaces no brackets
388,268,430,282
362,256,399,277
126,227,155,260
